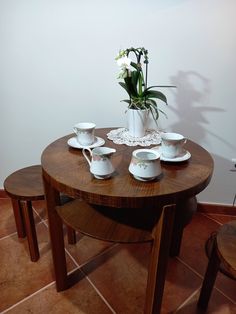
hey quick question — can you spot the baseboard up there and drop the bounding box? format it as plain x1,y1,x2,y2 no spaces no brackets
0,188,235,215
197,202,236,216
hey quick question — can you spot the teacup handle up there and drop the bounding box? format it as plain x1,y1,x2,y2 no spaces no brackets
82,148,92,166
73,127,78,135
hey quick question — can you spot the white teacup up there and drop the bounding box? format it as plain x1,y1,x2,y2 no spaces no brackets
161,132,187,158
129,149,162,181
73,122,96,146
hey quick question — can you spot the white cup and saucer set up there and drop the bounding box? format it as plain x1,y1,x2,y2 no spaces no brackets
152,132,191,162
67,122,105,149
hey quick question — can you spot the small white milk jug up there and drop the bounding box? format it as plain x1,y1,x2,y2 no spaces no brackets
82,146,116,179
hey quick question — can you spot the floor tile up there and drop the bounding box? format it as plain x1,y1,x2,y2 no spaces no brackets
0,198,17,238
0,223,76,312
179,212,236,304
179,213,221,276
0,198,43,239
81,242,203,314
205,213,236,225
65,233,115,266
175,288,236,314
32,200,47,220
81,243,149,313
5,279,113,314
162,258,202,313
1,200,236,314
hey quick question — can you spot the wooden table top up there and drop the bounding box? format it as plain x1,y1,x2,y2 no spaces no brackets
41,128,214,208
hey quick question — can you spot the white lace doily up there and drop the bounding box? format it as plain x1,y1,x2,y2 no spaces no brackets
107,128,162,147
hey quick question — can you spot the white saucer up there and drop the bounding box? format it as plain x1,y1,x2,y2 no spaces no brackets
151,146,191,162
67,136,105,149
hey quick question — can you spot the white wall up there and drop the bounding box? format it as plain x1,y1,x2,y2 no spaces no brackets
1,0,236,204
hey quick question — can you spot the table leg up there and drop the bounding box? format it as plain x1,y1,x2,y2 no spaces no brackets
21,200,39,262
144,204,175,314
197,237,220,309
11,199,26,238
43,174,68,291
170,197,197,257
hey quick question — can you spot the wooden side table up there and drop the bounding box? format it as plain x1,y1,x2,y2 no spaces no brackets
41,128,213,314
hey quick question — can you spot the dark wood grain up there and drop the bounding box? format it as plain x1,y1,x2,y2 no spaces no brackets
4,165,45,201
41,128,214,313
56,199,154,243
41,128,214,208
4,165,44,262
217,220,236,278
3,165,76,262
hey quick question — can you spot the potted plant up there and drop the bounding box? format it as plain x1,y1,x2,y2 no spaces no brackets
116,47,175,137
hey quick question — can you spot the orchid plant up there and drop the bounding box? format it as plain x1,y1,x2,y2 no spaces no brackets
116,47,175,121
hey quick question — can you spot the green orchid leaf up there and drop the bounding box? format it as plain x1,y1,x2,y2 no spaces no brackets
121,99,131,104
119,82,131,96
146,99,157,108
144,90,167,104
158,108,168,119
149,105,159,121
130,62,139,70
131,71,140,94
124,77,138,97
145,85,176,90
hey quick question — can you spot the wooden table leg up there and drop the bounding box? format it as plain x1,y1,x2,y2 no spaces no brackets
43,174,68,291
144,204,175,314
11,199,26,238
197,237,220,309
170,197,197,257
21,200,39,262
66,225,77,244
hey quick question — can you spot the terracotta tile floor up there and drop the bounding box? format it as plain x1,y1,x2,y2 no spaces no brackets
0,197,236,313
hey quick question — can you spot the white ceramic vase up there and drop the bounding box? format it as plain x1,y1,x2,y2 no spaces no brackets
127,108,149,138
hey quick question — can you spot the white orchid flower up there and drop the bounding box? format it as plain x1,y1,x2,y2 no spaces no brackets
117,56,132,70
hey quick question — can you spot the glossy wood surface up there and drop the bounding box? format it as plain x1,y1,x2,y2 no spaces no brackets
41,128,214,209
4,165,45,201
56,199,154,243
41,128,213,314
217,220,236,278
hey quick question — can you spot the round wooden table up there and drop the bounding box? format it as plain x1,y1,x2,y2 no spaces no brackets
41,128,213,314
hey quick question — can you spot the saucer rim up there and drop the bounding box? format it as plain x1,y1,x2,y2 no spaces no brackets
67,136,105,149
151,147,191,162
161,150,191,162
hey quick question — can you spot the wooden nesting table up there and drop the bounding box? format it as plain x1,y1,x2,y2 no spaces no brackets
41,128,213,314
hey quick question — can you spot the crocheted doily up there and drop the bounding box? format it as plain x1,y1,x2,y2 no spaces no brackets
107,128,161,147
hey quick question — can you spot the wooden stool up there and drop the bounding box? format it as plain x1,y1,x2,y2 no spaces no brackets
198,220,236,309
4,165,76,262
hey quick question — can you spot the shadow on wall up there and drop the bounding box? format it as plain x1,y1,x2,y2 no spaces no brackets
168,70,234,150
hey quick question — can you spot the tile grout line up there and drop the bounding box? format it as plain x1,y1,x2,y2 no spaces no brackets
176,256,236,305
0,220,46,242
32,206,47,224
200,212,224,226
1,281,56,313
84,274,117,314
172,288,200,313
213,287,236,305
0,231,18,241
65,244,118,313
33,204,118,314
176,256,204,279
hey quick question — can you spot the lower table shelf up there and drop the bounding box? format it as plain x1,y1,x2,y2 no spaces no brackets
56,199,154,243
